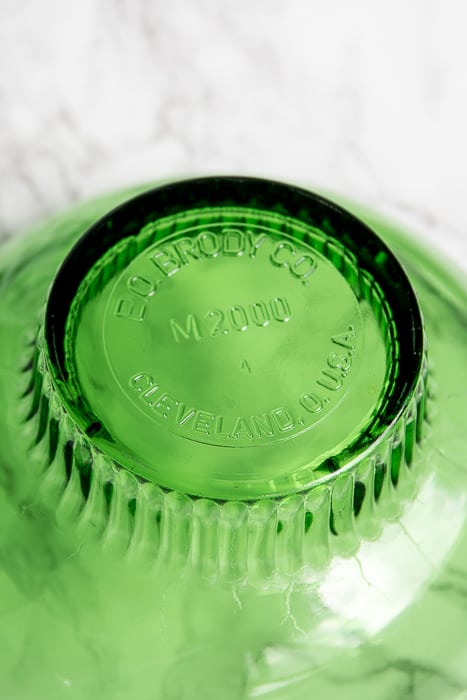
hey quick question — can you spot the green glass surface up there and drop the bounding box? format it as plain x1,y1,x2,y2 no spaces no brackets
0,176,466,699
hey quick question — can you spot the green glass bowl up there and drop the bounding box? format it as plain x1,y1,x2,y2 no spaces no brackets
0,177,466,699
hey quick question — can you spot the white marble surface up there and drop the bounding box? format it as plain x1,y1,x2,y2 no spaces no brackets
1,5,467,698
1,0,466,263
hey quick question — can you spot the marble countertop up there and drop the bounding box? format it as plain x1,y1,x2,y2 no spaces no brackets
1,5,467,698
0,0,466,264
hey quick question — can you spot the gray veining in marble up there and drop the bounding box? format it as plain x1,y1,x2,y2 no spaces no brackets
1,3,467,699
0,0,466,262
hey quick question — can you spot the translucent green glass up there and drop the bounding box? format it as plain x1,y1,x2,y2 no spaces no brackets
0,177,466,699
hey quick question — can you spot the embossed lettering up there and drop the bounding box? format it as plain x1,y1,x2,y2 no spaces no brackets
270,240,295,267
197,231,220,257
206,309,228,337
215,416,231,438
170,314,202,343
327,352,352,373
195,411,216,434
270,240,316,284
317,369,344,391
222,229,244,256
229,305,248,332
173,297,290,343
270,297,291,323
129,373,160,405
246,231,267,259
300,393,324,414
271,408,295,432
115,298,146,321
130,373,153,392
174,237,201,265
232,416,254,439
331,326,356,350
153,393,179,419
176,404,197,427
127,275,156,297
251,413,274,437
290,253,316,282
151,248,180,276
250,301,270,327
